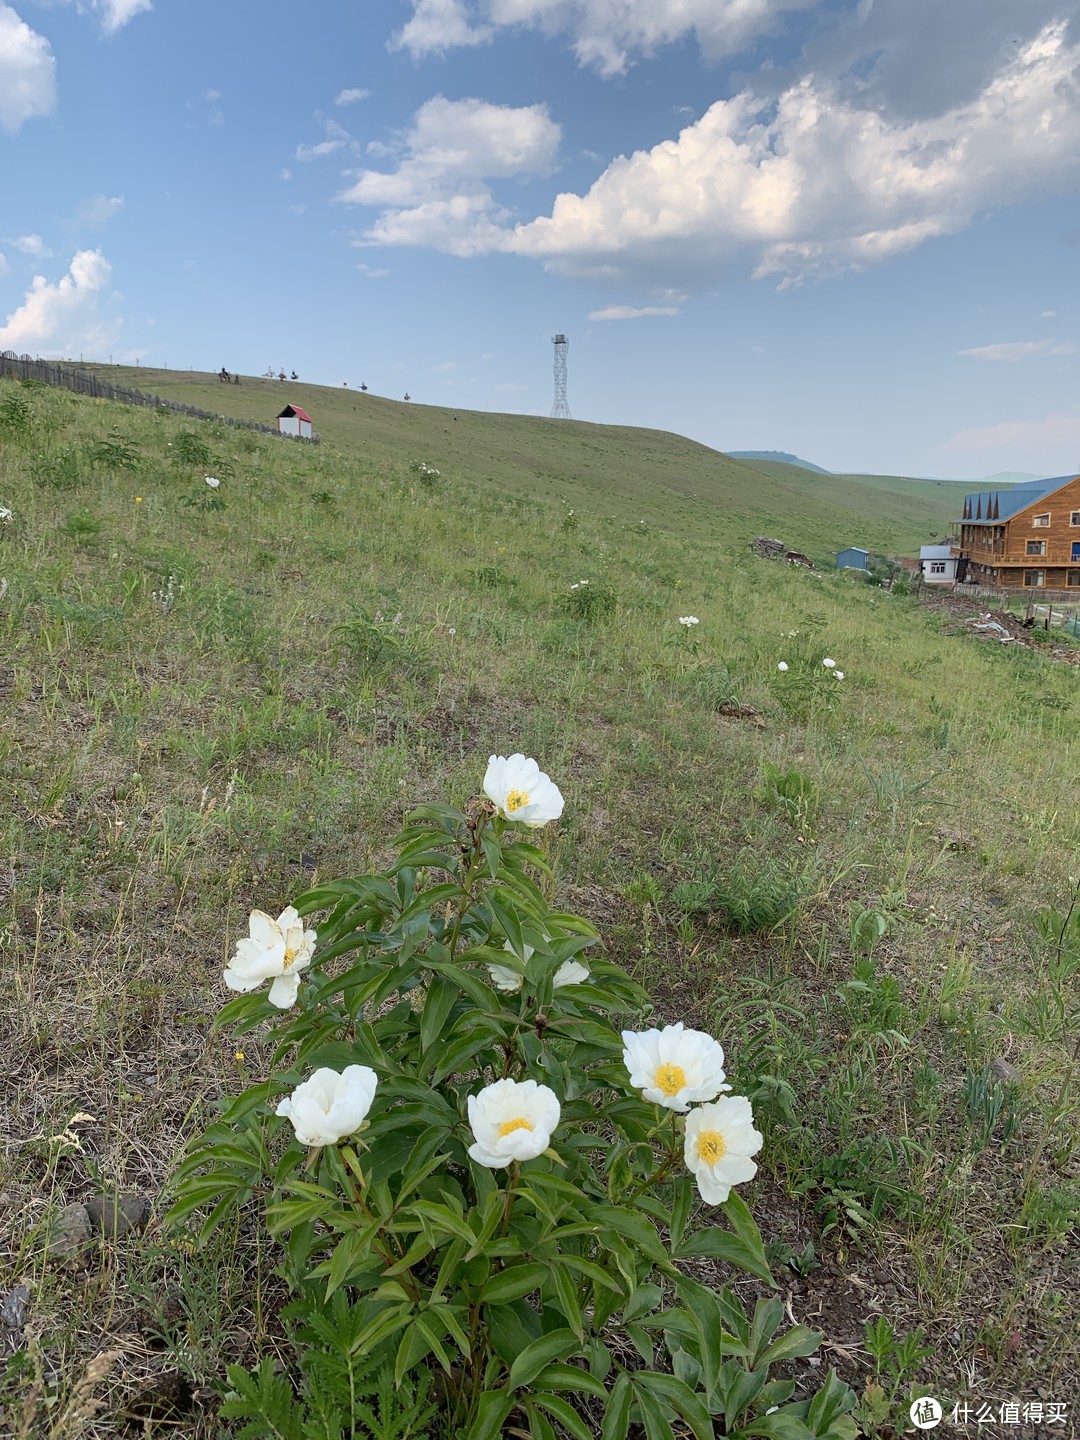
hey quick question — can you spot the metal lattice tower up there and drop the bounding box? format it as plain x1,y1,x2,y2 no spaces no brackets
550,333,571,419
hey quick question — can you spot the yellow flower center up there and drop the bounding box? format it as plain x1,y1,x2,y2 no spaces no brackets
697,1129,727,1165
655,1063,687,1097
498,1117,534,1137
505,789,529,813
282,943,299,970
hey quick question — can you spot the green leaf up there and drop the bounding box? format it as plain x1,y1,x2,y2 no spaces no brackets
489,891,526,958
531,1394,594,1440
674,1224,776,1286
601,1374,632,1440
756,1325,821,1370
631,1381,677,1440
532,1363,607,1400
547,1262,584,1340
408,1199,476,1245
480,1261,549,1306
508,1329,580,1389
633,1372,714,1440
420,973,460,1053
466,1392,514,1440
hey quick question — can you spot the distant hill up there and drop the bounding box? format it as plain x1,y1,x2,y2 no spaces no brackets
728,450,832,474
975,470,1042,486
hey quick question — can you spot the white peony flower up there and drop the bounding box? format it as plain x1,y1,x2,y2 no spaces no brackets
488,941,589,992
467,1078,561,1168
223,905,317,1009
777,661,789,672
684,1096,763,1204
834,670,844,681
822,657,836,669
275,1065,377,1147
621,1022,730,1112
554,959,589,987
205,475,221,489
483,753,564,827
0,506,11,522
678,615,700,627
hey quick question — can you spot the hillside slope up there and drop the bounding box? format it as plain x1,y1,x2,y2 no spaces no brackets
2,375,1078,1430
85,365,959,556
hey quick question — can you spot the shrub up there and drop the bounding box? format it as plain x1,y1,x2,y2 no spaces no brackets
171,431,213,469
560,577,616,622
171,764,856,1439
29,444,84,491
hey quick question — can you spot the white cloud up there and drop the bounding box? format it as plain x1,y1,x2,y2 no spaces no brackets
431,360,458,373
281,167,292,180
297,138,346,161
958,338,1077,362
394,0,807,73
297,117,355,162
391,0,492,57
90,0,152,31
76,193,124,227
356,263,390,278
8,233,50,256
1041,309,1057,318
342,97,561,255
354,23,1080,288
341,96,559,209
0,249,114,353
0,4,55,132
588,304,680,320
335,87,369,106
0,253,8,275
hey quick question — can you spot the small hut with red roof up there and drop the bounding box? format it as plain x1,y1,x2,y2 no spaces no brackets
276,404,314,440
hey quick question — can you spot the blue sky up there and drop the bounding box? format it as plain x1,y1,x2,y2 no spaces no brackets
1,0,1079,479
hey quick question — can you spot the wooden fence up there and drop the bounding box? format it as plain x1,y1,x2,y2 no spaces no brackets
0,352,319,443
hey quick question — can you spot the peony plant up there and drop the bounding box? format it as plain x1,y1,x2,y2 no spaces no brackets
170,756,857,1440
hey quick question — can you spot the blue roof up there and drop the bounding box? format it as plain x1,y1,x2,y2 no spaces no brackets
958,475,1073,524
837,546,870,555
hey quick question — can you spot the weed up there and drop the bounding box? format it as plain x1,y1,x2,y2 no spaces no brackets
674,854,806,934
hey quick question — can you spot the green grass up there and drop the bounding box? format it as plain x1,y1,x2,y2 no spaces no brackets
86,364,961,557
1,374,1078,1435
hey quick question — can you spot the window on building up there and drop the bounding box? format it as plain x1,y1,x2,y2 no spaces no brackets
1032,513,1050,527
930,561,946,574
1027,540,1046,555
1071,511,1080,526
1069,571,1080,588
1073,542,1080,561
1025,570,1046,587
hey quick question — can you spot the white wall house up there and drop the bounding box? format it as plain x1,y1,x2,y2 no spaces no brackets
920,544,957,584
277,404,313,439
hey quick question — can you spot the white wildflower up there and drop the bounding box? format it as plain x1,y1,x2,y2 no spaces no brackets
483,754,564,827
223,905,317,1009
467,1078,561,1168
275,1065,377,1147
621,1022,730,1112
684,1096,763,1205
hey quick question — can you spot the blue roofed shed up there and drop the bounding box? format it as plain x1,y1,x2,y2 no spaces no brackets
836,546,871,570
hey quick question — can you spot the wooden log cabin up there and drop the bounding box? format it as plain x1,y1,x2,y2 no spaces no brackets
954,473,1080,590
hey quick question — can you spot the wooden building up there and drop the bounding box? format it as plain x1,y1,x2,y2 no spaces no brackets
955,474,1080,590
277,404,314,439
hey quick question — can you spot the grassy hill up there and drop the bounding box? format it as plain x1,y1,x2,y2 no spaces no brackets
1,373,1078,1434
84,365,961,556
